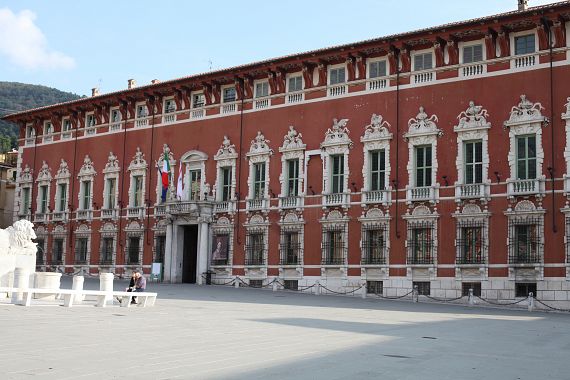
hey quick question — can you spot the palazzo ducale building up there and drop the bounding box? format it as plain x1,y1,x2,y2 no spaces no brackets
5,0,570,306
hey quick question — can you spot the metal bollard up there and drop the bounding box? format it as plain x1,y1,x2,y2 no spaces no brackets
528,292,535,312
468,288,474,305
413,285,419,303
361,282,367,299
315,281,321,296
234,277,240,288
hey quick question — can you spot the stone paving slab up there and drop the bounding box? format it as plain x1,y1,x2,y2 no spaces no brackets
1,277,570,379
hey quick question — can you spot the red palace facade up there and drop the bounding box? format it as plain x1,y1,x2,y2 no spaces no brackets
5,1,570,306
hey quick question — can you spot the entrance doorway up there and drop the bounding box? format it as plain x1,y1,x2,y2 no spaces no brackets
182,225,198,283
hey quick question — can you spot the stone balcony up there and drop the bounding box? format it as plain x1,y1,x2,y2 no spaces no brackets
101,208,118,219
127,207,144,219
361,189,391,206
76,209,92,221
507,178,543,198
246,198,269,211
279,196,303,210
455,183,489,201
406,185,438,203
51,211,68,222
323,192,350,208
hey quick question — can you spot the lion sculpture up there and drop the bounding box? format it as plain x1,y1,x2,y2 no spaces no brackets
0,220,37,256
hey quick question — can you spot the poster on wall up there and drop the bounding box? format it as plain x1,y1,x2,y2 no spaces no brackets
211,234,229,262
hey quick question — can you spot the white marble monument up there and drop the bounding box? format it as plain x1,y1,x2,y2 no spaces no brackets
0,220,38,292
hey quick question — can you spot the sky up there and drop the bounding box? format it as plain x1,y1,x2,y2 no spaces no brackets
0,0,560,100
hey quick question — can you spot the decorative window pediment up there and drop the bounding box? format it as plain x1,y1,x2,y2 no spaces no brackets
246,132,273,210
78,155,96,179
404,107,442,140
280,126,306,152
321,118,353,150
248,131,273,157
503,94,548,128
55,159,70,180
103,152,120,174
36,161,52,182
215,136,238,161
321,119,352,207
455,101,491,132
128,148,147,172
279,126,306,208
18,164,33,184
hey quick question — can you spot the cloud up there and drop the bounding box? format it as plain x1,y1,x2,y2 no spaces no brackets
0,8,75,70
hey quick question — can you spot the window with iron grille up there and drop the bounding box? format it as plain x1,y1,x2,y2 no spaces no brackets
286,159,299,197
128,237,141,265
75,238,88,264
414,281,431,296
514,34,535,55
566,217,570,265
407,222,434,265
515,282,537,297
366,281,383,294
369,150,386,191
361,224,387,265
280,230,301,265
330,155,345,193
414,145,432,187
456,220,485,264
284,280,298,290
508,218,542,264
462,282,482,297
100,237,114,265
322,226,346,265
52,238,64,264
464,141,483,184
463,44,483,64
516,135,536,180
249,279,263,288
245,231,265,266
154,235,166,263
36,238,45,265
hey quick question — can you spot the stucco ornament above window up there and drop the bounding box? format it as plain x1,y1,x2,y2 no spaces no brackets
321,118,353,148
104,152,120,172
504,94,548,128
282,126,305,150
19,165,33,183
362,114,392,141
129,148,147,170
563,97,570,119
249,131,273,155
215,135,237,159
78,155,96,177
55,159,70,179
404,106,442,140
36,161,51,182
455,101,491,131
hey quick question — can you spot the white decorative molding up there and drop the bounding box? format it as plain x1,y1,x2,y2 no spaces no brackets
102,152,120,214
453,101,492,202
361,114,392,206
321,118,353,208
246,131,273,211
562,97,570,195
214,136,237,212
54,159,70,215
278,126,306,209
74,223,92,265
77,155,96,214
358,205,391,278
18,164,33,184
127,148,147,210
404,107,442,204
503,95,547,198
35,160,52,218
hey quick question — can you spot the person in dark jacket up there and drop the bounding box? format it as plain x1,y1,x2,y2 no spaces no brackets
117,271,136,304
131,270,146,304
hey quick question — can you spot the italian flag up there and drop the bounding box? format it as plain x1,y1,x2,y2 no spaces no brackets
160,153,170,202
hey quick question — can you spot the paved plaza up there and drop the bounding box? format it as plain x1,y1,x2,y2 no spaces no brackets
1,278,570,380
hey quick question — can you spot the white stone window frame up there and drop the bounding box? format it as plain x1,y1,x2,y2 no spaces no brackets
25,123,35,139
510,29,538,56
358,208,391,275
278,126,306,207
128,150,147,209
110,107,121,123
285,72,303,93
404,107,442,204
214,137,238,212
54,160,70,214
135,102,148,118
246,132,273,210
503,95,547,198
253,79,270,98
74,224,92,266
179,150,207,202
244,215,270,275
561,98,570,195
102,153,120,212
328,63,347,85
17,165,33,216
320,119,353,208
99,222,118,266
211,216,234,268
278,212,305,269
319,210,349,274
361,114,393,206
163,96,176,113
151,219,168,264
504,200,545,280
459,39,486,63
125,221,145,267
77,156,96,213
61,117,72,139
85,112,96,135
191,91,205,109
452,204,491,280
411,48,435,71
403,205,439,279
51,225,67,266
453,101,492,201
367,57,389,79
221,84,237,104
35,226,48,265
43,121,53,142
35,162,52,216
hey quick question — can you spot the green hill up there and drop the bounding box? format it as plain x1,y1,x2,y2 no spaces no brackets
0,82,82,152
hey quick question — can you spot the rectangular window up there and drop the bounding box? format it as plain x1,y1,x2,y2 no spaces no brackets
462,282,482,297
458,226,483,264
281,231,299,265
155,235,166,263
189,169,202,201
516,135,537,180
253,163,266,199
220,167,232,202
57,183,67,212
128,237,140,264
255,82,269,98
164,99,175,113
515,34,535,55
514,224,538,263
136,105,147,118
192,93,205,108
111,109,121,123
331,154,345,193
288,76,303,92
246,232,264,265
369,60,387,78
53,238,64,263
100,237,114,264
463,44,483,64
44,122,53,135
36,238,45,265
75,238,88,264
39,185,48,213
363,228,386,264
286,159,299,197
515,282,537,297
133,176,143,207
413,281,431,296
414,53,433,71
283,280,298,290
324,230,344,265
223,87,236,103
369,150,386,191
367,281,384,294
106,178,116,209
409,227,433,264
62,119,72,132
464,141,483,184
329,67,346,85
22,187,30,214
86,114,95,127
415,145,432,187
81,181,91,210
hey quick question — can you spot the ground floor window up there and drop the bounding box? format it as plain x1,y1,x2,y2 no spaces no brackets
322,227,346,265
508,218,542,264
361,224,387,265
413,281,431,296
366,281,383,294
283,280,298,290
52,238,64,264
249,279,263,288
100,237,114,265
75,238,88,264
456,221,485,264
35,238,45,265
461,282,481,297
515,282,537,298
407,222,435,265
280,230,301,265
155,235,166,264
127,237,141,265
245,231,265,266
